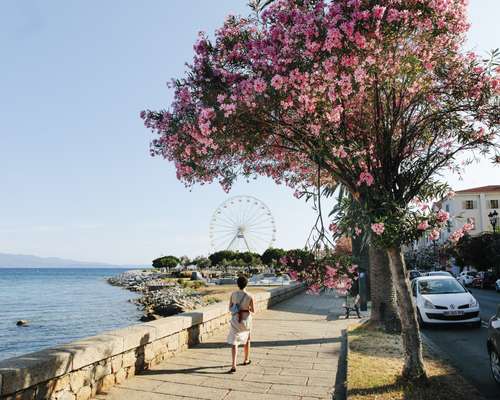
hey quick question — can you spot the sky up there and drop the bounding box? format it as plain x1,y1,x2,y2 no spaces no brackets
0,1,498,265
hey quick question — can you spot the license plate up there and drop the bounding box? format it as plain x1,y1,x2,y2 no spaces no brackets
444,310,464,316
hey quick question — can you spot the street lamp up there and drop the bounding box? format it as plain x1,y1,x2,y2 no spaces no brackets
489,210,498,234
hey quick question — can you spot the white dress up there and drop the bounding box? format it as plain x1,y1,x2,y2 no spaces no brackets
226,290,253,345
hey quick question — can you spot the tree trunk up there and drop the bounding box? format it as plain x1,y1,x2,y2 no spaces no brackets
387,247,427,381
369,246,401,333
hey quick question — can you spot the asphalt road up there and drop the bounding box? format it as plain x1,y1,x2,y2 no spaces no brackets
423,288,500,400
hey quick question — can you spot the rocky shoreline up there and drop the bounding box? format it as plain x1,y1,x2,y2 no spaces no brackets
107,270,210,321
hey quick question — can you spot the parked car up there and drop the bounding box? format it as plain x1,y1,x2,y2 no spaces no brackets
248,273,292,286
408,270,421,281
496,279,500,293
487,305,500,385
471,272,497,289
411,276,481,328
457,271,478,287
425,271,453,277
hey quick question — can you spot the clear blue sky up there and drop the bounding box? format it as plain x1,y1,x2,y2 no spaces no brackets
0,1,498,265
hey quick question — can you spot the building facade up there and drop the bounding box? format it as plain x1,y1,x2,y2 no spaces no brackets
413,185,500,250
439,185,500,242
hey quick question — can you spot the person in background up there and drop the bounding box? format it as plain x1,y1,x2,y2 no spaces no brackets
227,276,254,373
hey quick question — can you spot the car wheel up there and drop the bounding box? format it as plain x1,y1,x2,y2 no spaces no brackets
417,309,427,329
490,349,500,385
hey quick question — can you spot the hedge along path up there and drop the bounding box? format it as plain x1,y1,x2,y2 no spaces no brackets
95,292,351,400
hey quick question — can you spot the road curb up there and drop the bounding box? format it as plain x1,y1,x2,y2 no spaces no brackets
334,328,348,400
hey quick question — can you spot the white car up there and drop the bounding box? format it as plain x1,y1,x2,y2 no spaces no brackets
411,276,481,328
457,271,478,286
425,271,453,277
248,273,292,286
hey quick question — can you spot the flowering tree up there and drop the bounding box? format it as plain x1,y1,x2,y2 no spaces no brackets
142,0,499,380
286,253,359,295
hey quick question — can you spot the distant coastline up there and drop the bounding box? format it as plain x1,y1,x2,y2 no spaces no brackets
0,252,145,268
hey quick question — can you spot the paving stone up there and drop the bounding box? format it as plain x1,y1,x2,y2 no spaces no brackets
100,387,195,400
119,376,163,392
154,381,228,400
306,376,334,387
279,368,332,378
136,371,208,386
267,383,305,396
224,390,302,400
243,373,308,386
201,376,271,393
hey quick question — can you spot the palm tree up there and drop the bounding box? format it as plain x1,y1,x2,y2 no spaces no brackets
329,186,401,332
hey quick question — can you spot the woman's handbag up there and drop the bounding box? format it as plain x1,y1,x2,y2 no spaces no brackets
230,292,248,322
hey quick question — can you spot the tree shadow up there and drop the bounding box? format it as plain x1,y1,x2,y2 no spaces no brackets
191,336,342,350
141,364,231,376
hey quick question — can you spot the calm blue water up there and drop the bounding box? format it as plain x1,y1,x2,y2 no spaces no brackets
0,268,142,361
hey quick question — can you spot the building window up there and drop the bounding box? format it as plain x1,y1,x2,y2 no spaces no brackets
445,204,450,212
491,199,499,209
464,200,474,210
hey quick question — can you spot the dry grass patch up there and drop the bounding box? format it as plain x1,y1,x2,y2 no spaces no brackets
347,322,483,400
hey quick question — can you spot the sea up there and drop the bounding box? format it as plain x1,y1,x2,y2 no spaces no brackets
0,268,142,361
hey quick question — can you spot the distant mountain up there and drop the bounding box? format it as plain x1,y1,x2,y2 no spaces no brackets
0,253,113,267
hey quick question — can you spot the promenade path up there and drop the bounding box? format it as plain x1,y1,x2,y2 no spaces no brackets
95,292,351,400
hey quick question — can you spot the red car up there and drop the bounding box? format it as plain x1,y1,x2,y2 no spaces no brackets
471,271,497,289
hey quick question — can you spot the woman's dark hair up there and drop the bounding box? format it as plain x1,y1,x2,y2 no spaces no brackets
237,276,248,290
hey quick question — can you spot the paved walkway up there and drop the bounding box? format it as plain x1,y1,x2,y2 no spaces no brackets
96,292,351,400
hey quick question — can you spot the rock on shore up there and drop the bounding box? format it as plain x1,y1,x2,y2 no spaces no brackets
107,270,207,319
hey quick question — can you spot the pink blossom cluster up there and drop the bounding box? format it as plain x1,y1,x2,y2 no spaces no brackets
371,222,385,236
142,0,499,242
449,219,475,242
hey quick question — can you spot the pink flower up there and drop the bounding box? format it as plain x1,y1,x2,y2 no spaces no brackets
329,223,339,233
357,171,374,186
436,210,450,223
417,220,429,230
307,284,321,295
429,229,440,241
354,227,362,236
271,75,284,90
288,270,298,280
253,78,267,94
372,5,386,19
449,229,465,242
371,222,385,236
463,222,474,232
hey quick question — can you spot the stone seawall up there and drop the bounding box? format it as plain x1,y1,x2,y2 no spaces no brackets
0,284,305,400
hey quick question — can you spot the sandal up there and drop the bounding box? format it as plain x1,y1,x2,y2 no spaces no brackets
242,360,251,366
228,367,236,373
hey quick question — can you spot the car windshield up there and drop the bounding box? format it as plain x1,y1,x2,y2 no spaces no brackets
467,272,477,277
418,279,466,294
428,272,450,276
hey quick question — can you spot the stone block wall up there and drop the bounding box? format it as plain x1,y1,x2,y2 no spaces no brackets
0,284,305,400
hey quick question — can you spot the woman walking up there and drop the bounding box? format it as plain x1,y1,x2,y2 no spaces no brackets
227,276,254,373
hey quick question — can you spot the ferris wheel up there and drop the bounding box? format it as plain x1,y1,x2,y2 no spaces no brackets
209,196,276,253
